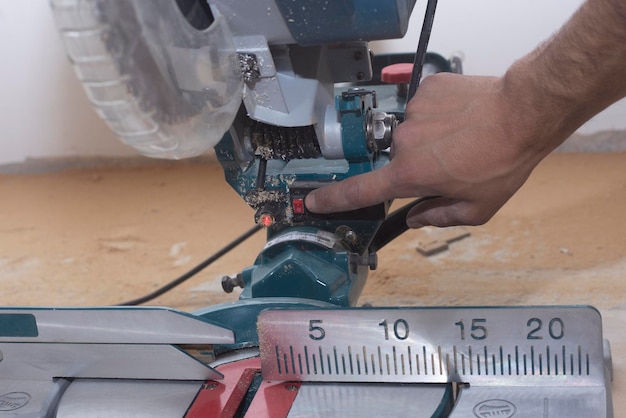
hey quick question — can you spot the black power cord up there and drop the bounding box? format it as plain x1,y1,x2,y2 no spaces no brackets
117,224,262,306
407,0,439,101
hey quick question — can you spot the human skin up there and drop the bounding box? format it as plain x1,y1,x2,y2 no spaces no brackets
305,0,626,228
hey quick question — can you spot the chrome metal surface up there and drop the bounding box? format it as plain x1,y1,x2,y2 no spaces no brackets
0,307,233,345
259,307,606,385
55,379,202,418
259,306,612,417
0,343,222,381
287,382,449,418
450,385,612,418
0,379,69,418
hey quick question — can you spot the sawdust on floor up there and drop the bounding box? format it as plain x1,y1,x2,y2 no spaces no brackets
0,152,624,313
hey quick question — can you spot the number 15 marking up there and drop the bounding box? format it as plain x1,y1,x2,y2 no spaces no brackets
455,318,488,340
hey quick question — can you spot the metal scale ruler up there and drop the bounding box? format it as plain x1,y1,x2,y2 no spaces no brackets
258,306,613,417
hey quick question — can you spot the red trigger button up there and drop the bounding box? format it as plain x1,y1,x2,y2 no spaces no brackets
381,63,414,84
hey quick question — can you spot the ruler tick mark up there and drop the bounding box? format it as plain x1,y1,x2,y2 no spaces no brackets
453,346,458,375
431,352,436,376
416,352,421,375
275,345,282,374
327,353,332,375
507,354,511,375
304,346,310,374
348,346,354,375
401,353,406,375
393,346,398,375
554,352,558,375
461,352,466,375
363,346,369,375
386,353,391,375
290,345,296,375
484,346,488,376
438,346,443,375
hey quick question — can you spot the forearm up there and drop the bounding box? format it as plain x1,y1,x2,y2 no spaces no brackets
504,0,626,155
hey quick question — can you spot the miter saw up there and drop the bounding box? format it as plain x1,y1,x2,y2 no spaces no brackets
0,0,613,416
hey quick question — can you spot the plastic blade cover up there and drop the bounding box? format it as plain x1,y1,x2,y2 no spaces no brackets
51,0,243,159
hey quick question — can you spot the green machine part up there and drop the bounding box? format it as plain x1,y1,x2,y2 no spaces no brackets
215,88,393,307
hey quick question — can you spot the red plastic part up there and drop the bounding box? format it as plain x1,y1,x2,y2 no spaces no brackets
245,381,301,417
381,63,414,84
186,357,260,418
185,356,300,418
292,198,305,214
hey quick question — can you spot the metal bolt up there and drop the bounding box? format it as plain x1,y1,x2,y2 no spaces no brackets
205,383,219,390
353,51,363,61
348,252,378,272
356,71,365,81
285,384,299,391
367,111,396,151
336,226,357,245
221,274,245,293
344,230,358,245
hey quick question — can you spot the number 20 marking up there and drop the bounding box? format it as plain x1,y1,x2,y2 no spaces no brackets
527,317,564,340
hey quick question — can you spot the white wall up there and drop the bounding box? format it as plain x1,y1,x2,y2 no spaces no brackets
0,2,136,167
371,0,626,134
1,1,624,167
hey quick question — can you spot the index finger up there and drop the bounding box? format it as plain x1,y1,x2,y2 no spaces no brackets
304,164,398,214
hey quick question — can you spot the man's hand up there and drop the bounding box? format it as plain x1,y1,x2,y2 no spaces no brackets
305,73,545,228
306,0,626,228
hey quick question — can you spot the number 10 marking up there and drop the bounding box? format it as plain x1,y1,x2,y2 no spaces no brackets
379,319,410,340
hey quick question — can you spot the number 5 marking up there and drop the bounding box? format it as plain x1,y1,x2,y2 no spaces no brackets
309,319,325,340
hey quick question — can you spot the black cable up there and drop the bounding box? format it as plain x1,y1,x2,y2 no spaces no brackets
369,196,439,253
407,0,439,101
117,224,262,306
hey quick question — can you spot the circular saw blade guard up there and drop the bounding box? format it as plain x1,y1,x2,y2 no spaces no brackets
51,0,243,159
